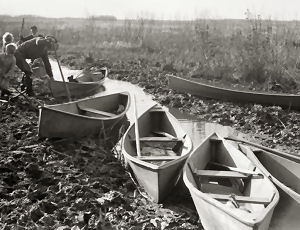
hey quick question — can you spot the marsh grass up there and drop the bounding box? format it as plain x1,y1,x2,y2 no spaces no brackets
1,13,300,92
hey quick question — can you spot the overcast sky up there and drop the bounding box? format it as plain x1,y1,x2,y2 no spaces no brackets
0,0,300,20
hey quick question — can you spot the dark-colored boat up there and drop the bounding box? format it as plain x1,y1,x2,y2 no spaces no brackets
168,75,300,109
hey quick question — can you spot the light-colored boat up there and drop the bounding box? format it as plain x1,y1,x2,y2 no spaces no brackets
183,133,279,230
49,68,107,99
239,144,300,230
122,105,193,203
168,75,300,110
38,92,130,138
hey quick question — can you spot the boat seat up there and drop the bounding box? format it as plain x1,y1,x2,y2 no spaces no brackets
207,162,263,178
209,136,222,143
138,155,180,161
194,170,251,179
208,193,271,205
77,104,116,117
130,136,182,142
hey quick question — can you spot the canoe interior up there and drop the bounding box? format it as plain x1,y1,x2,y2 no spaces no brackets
75,71,105,83
186,134,277,221
254,150,300,196
242,148,300,230
47,92,129,118
124,107,189,167
123,105,192,202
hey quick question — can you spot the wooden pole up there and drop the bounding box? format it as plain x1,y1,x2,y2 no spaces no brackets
225,136,300,163
54,49,72,101
133,95,141,157
20,18,24,38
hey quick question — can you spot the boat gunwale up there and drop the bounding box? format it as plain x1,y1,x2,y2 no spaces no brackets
183,133,279,227
40,91,131,121
169,75,300,98
122,104,193,171
239,144,300,203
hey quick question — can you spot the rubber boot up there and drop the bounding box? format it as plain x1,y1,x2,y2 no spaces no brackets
25,76,34,96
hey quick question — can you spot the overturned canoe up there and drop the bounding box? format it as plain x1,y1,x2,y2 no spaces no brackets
168,75,300,110
122,105,193,203
239,144,300,230
49,67,107,99
38,92,130,138
183,133,279,230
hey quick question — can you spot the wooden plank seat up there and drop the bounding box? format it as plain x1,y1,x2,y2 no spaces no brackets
207,162,263,178
194,170,251,179
138,155,180,161
208,193,271,205
77,104,116,117
130,136,182,142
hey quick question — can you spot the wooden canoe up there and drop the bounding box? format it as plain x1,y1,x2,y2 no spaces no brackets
49,67,107,99
122,105,193,203
239,144,300,230
183,133,279,230
168,75,300,110
38,92,130,138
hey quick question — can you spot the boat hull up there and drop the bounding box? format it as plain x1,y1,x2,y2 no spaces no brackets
168,75,300,110
122,105,192,203
49,76,105,99
38,92,130,138
239,145,300,230
183,133,279,230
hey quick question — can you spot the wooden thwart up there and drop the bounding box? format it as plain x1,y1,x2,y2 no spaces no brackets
77,105,115,117
152,131,176,139
194,170,250,179
138,155,180,161
209,136,222,143
208,162,262,178
131,136,182,142
209,193,271,205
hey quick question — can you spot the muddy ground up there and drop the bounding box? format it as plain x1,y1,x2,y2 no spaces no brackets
1,49,299,229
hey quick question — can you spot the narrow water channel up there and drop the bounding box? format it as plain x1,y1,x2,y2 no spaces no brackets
50,60,241,148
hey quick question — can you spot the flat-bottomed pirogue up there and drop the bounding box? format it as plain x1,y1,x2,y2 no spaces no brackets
183,133,279,230
168,75,300,110
50,67,108,99
38,92,130,138
122,105,193,203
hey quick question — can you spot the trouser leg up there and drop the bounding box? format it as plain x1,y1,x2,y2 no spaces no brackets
15,52,34,96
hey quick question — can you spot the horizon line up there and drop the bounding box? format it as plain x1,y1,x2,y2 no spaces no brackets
1,14,300,22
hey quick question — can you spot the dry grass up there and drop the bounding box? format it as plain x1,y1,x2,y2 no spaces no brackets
1,13,300,92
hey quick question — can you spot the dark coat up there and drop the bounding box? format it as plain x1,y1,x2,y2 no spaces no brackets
15,37,53,78
20,34,44,43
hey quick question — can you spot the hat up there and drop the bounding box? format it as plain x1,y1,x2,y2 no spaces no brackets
30,25,37,30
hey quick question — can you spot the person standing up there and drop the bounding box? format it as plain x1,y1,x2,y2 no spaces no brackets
2,32,14,52
14,36,58,96
0,43,17,98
